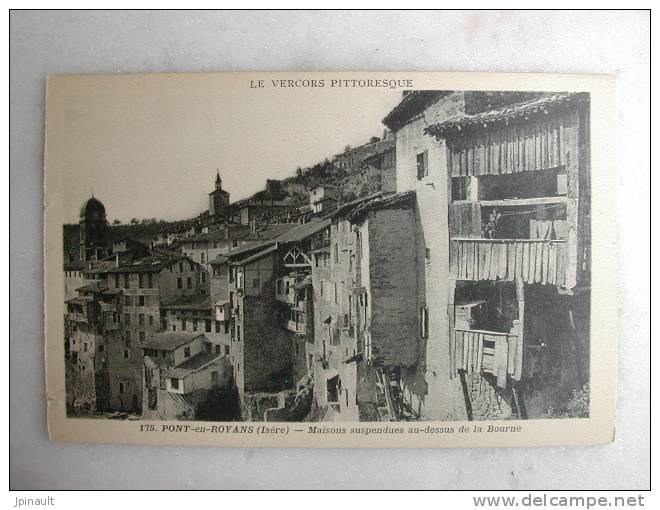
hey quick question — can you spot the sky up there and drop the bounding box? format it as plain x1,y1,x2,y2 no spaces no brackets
45,73,403,224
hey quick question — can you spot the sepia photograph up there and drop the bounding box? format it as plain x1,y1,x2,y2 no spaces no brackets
52,77,592,426
11,7,649,495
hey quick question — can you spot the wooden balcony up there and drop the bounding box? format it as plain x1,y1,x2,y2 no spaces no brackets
286,320,306,335
450,238,568,286
452,328,522,388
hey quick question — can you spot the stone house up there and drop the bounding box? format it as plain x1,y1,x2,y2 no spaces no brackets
142,331,231,420
308,192,422,422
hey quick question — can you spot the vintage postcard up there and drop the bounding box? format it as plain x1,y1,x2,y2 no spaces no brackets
44,71,617,447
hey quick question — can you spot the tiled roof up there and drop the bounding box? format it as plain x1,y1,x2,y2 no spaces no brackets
272,218,330,244
382,91,451,131
75,281,110,294
241,223,298,242
142,331,204,351
105,255,184,273
227,240,275,259
345,191,416,223
164,352,227,379
424,92,589,138
182,225,250,243
161,295,212,310
229,244,279,267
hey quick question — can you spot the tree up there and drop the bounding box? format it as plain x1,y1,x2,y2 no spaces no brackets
130,218,139,225
112,219,121,226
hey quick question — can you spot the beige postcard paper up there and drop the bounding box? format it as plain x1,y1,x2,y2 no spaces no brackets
44,71,617,448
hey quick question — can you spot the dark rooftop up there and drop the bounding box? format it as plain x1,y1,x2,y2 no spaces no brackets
142,331,205,351
424,92,589,138
161,295,212,311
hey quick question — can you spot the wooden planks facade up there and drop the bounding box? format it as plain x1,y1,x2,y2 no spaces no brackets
453,329,523,388
446,112,572,178
449,238,568,286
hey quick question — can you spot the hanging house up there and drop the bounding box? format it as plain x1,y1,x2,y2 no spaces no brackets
425,92,591,418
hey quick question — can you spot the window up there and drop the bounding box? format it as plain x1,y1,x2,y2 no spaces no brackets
114,274,119,288
224,345,230,355
124,313,130,325
139,273,145,288
334,283,338,304
99,344,105,353
205,320,212,332
451,176,468,201
139,313,145,325
201,253,205,264
149,315,154,325
179,262,184,272
172,324,177,331
253,278,260,288
161,350,167,358
124,349,129,359
184,347,191,358
201,272,206,284
420,306,429,340
224,321,230,334
215,320,221,333
182,319,187,330
232,240,238,248
416,150,428,179
148,273,153,288
215,344,222,354
277,279,283,294
187,277,192,289
334,243,339,264
119,382,125,394
139,296,145,306
425,248,431,262
83,342,88,352
124,273,130,288
236,325,241,341
125,296,132,306
125,331,131,345
139,331,145,343
170,378,179,390
193,320,198,332
177,277,183,289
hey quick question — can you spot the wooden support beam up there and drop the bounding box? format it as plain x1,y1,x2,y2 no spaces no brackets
448,279,457,378
514,277,525,381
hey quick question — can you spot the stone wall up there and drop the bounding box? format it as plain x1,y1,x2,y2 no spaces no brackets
367,208,419,367
465,373,514,421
